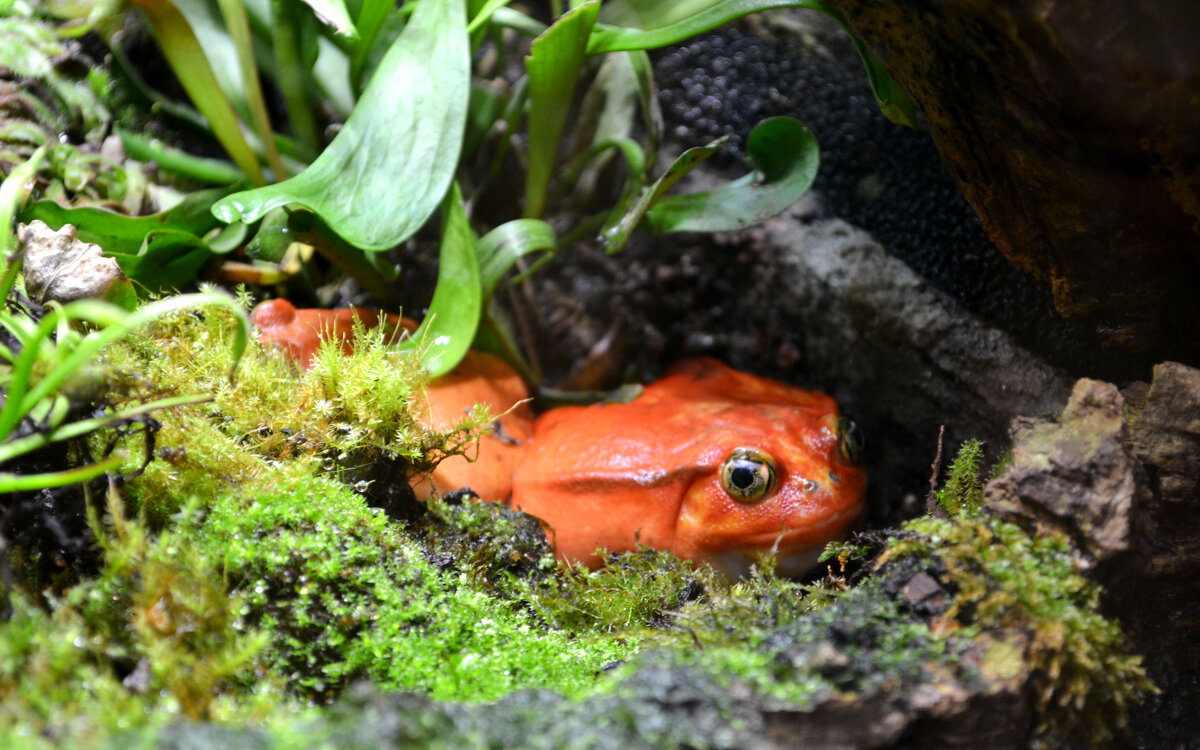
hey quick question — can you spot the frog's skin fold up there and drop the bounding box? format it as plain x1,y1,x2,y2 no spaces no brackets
254,302,867,578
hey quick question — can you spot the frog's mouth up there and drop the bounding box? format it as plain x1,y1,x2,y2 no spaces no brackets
704,505,864,579
709,545,826,580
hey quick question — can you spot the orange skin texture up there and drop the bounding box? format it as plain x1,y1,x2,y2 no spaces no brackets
252,298,417,369
254,302,866,577
512,358,866,577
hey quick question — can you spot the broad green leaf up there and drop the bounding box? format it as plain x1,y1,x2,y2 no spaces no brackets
213,0,470,251
599,137,722,253
585,0,916,126
112,231,217,292
400,183,480,377
523,0,599,218
22,185,240,292
477,219,556,295
23,185,239,257
644,116,818,233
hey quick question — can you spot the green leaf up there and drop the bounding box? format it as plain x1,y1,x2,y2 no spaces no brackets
477,219,556,296
586,0,819,54
0,145,47,299
523,0,600,218
110,231,216,293
584,0,916,126
300,0,359,37
644,116,818,233
213,0,470,251
117,127,244,185
22,185,238,257
22,185,240,292
843,32,917,127
399,183,480,377
467,0,515,33
599,137,722,253
133,0,266,184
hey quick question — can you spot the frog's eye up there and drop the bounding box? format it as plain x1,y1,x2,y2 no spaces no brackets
836,418,864,465
720,448,778,503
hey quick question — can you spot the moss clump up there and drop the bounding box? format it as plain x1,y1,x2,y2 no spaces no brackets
0,488,298,748
201,474,633,704
102,304,487,522
880,515,1155,747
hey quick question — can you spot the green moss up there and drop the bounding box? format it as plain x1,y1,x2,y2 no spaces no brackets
201,474,633,703
0,489,303,747
101,304,487,522
936,438,985,517
881,515,1156,747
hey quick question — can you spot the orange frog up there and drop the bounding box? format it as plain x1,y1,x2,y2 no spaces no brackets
254,301,867,578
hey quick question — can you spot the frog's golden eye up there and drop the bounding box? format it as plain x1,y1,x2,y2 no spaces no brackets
720,448,777,503
836,418,864,465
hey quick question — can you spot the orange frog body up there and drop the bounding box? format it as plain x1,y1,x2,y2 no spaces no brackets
252,298,417,369
254,302,867,577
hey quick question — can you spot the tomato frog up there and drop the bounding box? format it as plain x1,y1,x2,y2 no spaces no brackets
253,300,867,578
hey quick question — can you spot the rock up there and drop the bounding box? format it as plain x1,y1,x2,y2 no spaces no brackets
821,0,1200,357
978,361,1200,746
17,220,126,304
1120,362,1200,746
766,215,1073,522
1130,361,1200,508
983,378,1136,566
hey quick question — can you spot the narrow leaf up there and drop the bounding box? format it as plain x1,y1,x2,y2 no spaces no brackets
477,219,556,295
586,0,817,54
399,184,481,377
132,0,266,184
301,0,359,37
599,137,723,253
523,0,600,218
214,0,470,251
644,116,818,233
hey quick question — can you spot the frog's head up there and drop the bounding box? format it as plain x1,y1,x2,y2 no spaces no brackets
672,405,867,579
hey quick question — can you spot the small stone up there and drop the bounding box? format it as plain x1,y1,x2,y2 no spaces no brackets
17,220,126,303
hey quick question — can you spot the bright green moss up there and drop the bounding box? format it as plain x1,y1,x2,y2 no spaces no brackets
201,474,634,703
